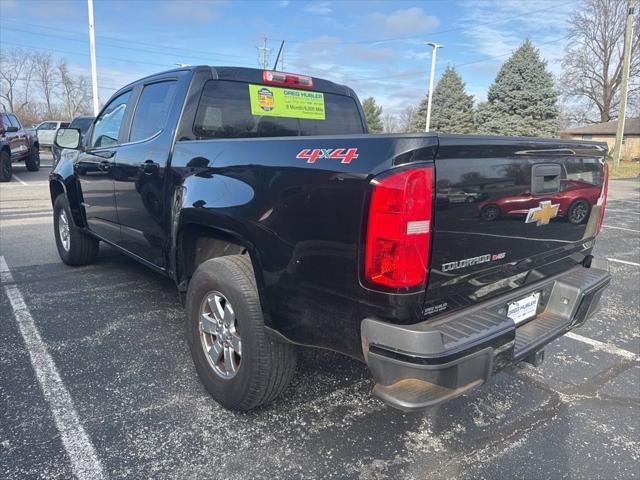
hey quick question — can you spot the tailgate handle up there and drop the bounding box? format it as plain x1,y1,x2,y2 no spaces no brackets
531,164,561,195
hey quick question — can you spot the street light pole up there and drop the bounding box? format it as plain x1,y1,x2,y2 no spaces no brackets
87,0,99,116
424,42,443,133
611,0,637,171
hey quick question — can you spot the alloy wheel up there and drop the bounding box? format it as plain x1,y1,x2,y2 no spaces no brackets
58,209,71,251
199,291,242,379
570,201,588,224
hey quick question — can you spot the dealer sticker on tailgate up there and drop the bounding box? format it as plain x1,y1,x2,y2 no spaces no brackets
507,292,540,325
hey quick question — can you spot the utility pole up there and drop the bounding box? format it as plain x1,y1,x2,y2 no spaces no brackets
424,42,443,133
257,37,270,69
87,0,99,116
612,0,637,171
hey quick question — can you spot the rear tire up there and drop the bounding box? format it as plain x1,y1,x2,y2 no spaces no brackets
480,204,500,221
25,145,40,171
186,255,297,411
567,199,590,225
53,195,99,265
0,150,11,182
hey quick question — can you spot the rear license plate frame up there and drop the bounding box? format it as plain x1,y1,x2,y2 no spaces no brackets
507,291,541,325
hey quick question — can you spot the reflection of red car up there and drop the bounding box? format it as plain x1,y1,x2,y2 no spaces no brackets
478,180,601,225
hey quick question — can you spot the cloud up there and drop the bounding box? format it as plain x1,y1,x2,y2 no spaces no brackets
368,7,439,36
277,0,290,6
457,0,575,76
303,1,332,15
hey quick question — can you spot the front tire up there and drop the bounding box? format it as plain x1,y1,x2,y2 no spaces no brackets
186,255,297,411
0,150,11,182
53,195,99,265
26,145,40,171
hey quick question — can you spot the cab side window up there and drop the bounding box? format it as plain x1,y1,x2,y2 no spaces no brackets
90,91,131,148
130,81,177,143
38,122,56,130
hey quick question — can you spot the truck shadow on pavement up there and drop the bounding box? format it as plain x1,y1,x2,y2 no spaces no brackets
8,249,626,480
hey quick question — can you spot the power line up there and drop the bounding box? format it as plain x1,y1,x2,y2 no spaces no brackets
0,24,245,64
1,41,194,69
8,76,122,91
0,19,241,59
292,35,570,87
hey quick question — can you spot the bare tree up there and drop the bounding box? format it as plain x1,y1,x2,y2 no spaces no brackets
33,52,57,117
57,61,91,118
0,49,33,111
382,112,398,133
561,0,640,123
398,105,416,133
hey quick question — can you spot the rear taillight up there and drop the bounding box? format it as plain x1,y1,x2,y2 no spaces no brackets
596,161,609,234
364,166,433,290
263,70,314,89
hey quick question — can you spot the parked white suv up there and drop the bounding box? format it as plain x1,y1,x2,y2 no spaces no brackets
35,120,70,149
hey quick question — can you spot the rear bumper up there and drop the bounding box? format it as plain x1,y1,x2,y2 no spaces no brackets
361,266,610,411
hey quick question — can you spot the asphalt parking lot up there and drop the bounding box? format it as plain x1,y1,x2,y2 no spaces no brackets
1,154,639,480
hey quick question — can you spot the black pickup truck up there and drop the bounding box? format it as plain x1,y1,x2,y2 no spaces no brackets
0,112,41,181
51,66,610,411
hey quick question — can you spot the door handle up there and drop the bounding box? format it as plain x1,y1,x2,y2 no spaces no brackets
141,159,159,174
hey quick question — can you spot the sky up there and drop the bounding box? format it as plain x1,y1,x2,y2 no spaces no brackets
0,0,578,115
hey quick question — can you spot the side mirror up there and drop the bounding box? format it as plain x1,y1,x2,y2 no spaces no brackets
55,128,82,150
6,126,19,133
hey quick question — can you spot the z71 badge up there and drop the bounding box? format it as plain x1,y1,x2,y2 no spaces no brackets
296,148,359,164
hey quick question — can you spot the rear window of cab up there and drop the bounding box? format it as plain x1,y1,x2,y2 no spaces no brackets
193,80,365,139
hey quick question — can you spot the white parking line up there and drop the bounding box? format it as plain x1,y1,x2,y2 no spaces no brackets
607,258,640,267
605,209,640,213
602,225,640,233
0,256,105,480
11,174,28,186
565,332,638,361
609,199,640,204
0,211,52,218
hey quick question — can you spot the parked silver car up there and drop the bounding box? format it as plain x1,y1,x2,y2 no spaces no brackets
34,120,70,148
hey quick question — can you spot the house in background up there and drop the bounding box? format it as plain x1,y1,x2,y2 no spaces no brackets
560,118,640,161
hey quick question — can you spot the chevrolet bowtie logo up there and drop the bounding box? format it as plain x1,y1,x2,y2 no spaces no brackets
525,201,559,226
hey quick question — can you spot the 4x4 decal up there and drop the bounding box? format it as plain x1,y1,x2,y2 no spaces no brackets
296,148,359,164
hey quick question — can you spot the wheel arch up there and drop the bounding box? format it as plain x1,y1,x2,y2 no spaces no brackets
175,223,268,312
49,176,86,228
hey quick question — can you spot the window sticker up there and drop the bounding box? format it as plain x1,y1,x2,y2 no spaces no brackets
249,84,325,120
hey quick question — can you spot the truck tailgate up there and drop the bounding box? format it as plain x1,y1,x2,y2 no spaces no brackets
424,135,607,317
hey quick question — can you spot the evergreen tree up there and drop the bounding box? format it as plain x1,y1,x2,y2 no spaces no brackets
476,40,560,137
429,67,476,133
408,95,428,133
362,97,383,133
409,67,475,133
